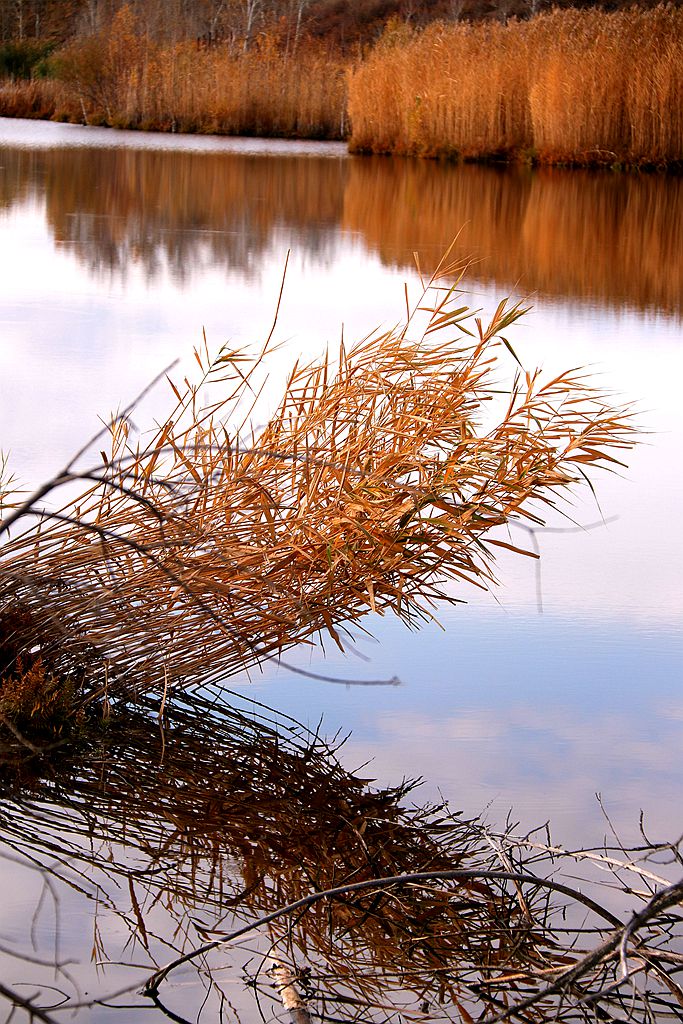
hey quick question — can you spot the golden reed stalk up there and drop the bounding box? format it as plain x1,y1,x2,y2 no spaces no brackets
0,256,635,711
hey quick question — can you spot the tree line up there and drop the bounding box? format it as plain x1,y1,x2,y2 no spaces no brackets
2,0,677,52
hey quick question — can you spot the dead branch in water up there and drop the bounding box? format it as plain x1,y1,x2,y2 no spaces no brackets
0,255,636,711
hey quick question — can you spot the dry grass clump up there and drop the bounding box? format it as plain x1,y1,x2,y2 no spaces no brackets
348,5,683,166
348,18,531,159
0,256,634,711
0,77,63,120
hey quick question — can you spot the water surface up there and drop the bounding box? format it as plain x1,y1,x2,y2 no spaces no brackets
1,117,682,1018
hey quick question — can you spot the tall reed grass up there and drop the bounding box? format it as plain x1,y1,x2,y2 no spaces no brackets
348,6,683,166
1,6,681,164
0,77,62,119
122,35,346,137
0,6,347,138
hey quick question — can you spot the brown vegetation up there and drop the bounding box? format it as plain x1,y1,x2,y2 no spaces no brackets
53,7,346,136
0,262,634,715
1,4,682,164
0,606,78,733
1,4,681,164
348,6,683,166
0,6,347,137
0,75,60,117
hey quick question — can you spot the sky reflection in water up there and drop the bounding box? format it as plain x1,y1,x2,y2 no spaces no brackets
0,118,681,848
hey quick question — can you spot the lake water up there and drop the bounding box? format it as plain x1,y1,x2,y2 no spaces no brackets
0,117,682,1020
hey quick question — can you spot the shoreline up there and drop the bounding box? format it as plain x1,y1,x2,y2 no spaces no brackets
1,6,681,173
1,108,682,174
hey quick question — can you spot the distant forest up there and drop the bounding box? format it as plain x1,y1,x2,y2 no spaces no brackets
0,0,680,50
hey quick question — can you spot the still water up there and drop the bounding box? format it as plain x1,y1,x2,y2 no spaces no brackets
0,117,682,1020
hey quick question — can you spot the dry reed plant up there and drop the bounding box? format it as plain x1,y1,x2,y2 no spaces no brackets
348,19,532,159
348,5,683,166
0,254,634,714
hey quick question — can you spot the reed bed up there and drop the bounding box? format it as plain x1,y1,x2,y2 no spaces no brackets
30,6,348,138
0,259,634,715
99,36,346,138
2,6,681,163
0,77,63,120
348,5,683,166
0,8,346,137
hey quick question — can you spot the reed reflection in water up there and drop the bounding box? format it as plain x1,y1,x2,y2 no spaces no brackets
343,159,683,317
0,690,540,1023
3,689,683,1024
0,145,346,283
0,135,682,314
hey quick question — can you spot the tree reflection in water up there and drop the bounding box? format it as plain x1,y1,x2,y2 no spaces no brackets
1,142,682,314
2,688,683,1023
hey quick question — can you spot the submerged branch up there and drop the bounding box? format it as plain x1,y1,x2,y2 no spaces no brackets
143,866,624,995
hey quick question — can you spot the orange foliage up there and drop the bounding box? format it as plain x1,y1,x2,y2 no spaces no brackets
43,6,347,137
0,607,77,734
348,6,683,166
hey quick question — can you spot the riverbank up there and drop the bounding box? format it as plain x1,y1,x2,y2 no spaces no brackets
0,5,681,167
348,6,683,169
